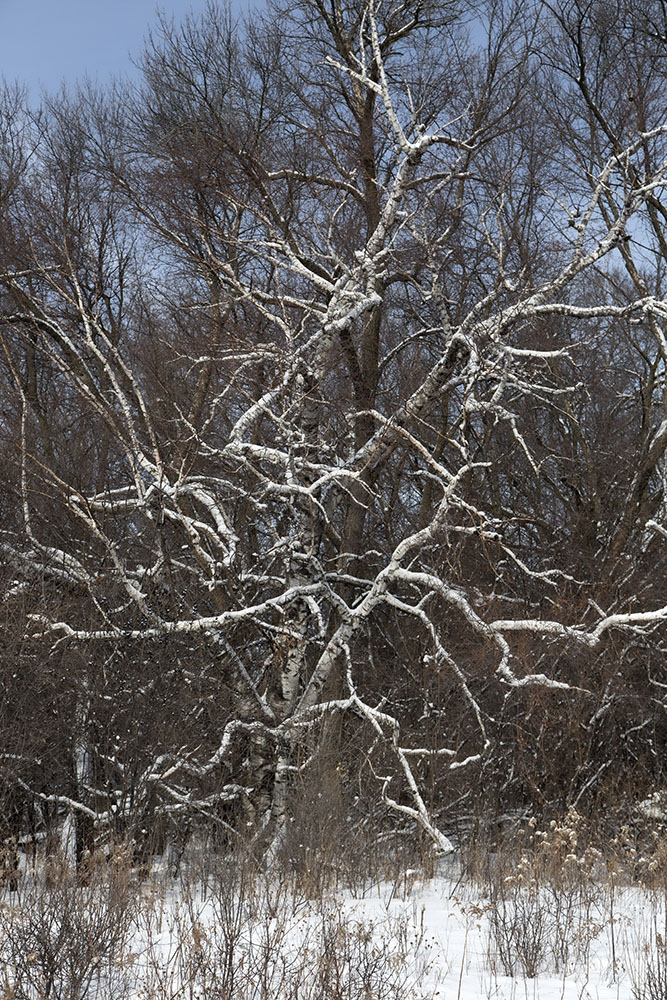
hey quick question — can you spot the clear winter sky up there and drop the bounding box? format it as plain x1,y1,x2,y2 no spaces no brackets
0,0,242,97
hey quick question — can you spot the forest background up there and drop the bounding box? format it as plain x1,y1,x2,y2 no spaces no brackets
1,0,667,869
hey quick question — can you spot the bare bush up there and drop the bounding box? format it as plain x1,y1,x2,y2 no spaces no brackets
136,860,436,1000
484,810,606,978
0,848,137,1000
632,924,667,1000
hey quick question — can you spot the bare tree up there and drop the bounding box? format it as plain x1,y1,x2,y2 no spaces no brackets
1,0,667,859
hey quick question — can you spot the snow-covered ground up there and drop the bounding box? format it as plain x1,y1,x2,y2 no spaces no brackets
352,873,649,1000
279,871,655,1000
2,851,663,999
128,862,663,999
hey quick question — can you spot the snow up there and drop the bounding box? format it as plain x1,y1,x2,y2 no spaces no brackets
124,866,658,998
311,875,638,1000
3,849,662,999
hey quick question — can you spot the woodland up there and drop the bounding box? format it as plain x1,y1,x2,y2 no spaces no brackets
1,0,667,870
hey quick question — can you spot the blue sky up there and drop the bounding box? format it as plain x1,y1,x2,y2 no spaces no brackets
0,0,235,96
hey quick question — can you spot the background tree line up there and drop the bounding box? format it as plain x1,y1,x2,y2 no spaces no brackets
1,0,667,866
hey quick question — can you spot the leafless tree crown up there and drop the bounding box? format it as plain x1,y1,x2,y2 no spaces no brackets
1,0,667,860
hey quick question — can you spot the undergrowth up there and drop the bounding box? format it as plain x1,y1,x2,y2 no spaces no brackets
3,808,667,998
